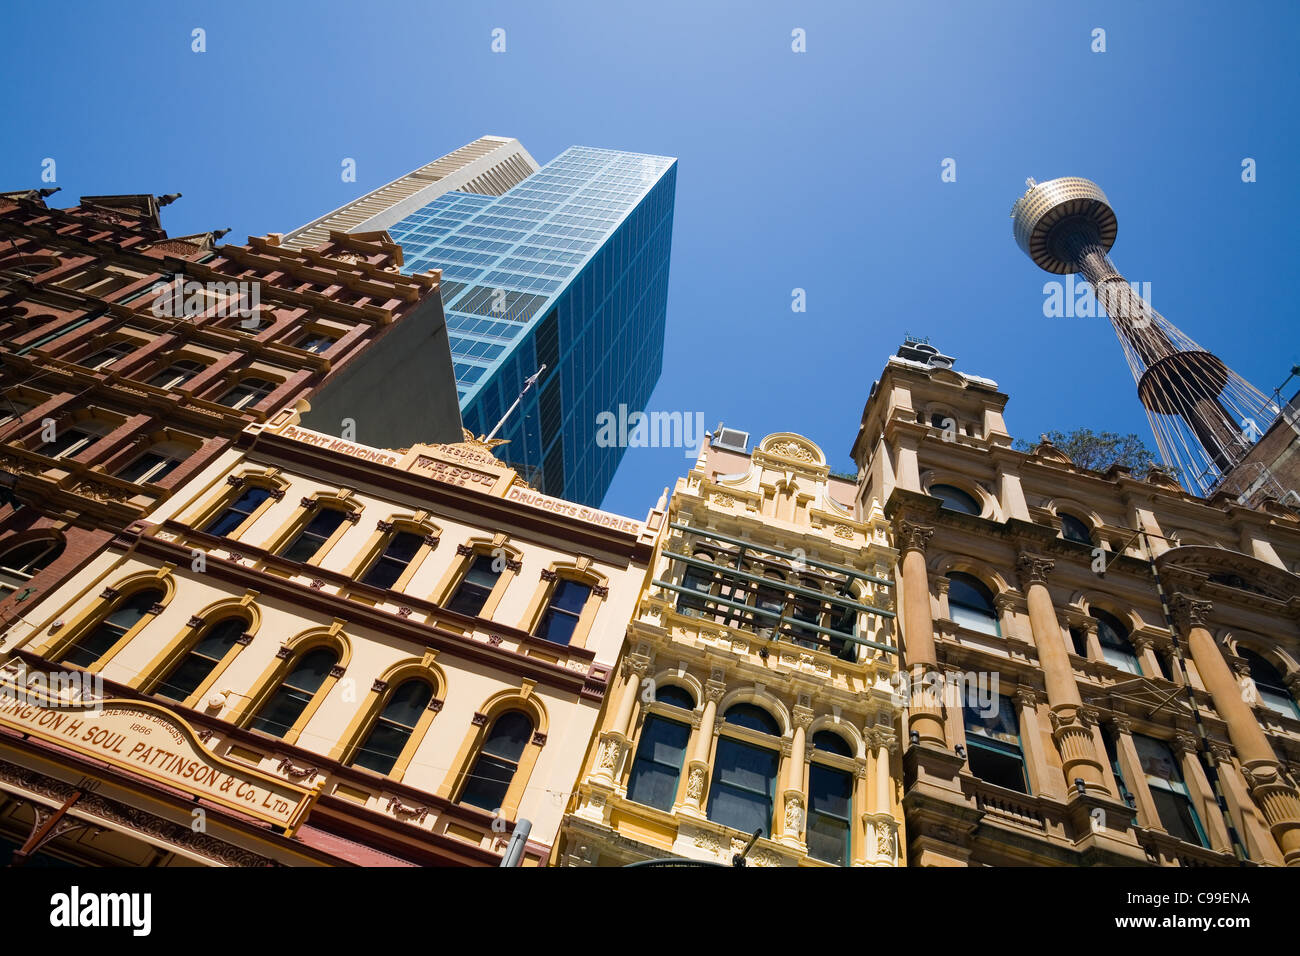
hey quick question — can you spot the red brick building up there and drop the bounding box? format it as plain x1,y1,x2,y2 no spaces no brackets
0,189,459,640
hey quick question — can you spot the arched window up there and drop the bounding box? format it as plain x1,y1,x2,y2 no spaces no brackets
446,553,501,617
946,572,1000,636
61,587,163,669
963,694,1028,793
154,618,245,703
1094,610,1141,675
248,646,338,738
204,486,272,538
292,329,338,354
352,679,434,775
147,359,205,390
535,579,592,645
216,377,276,410
360,531,424,590
709,707,780,838
723,702,781,736
114,440,192,485
1059,512,1093,545
626,705,691,812
929,483,980,516
0,537,64,598
654,684,695,710
460,710,533,811
1239,649,1300,720
280,507,348,564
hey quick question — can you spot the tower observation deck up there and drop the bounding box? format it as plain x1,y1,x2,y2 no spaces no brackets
1011,177,1278,496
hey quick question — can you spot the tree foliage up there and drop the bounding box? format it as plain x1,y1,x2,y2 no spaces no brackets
1014,428,1164,478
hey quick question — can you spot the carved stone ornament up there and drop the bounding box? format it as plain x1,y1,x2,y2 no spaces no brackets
397,607,412,618
299,497,317,509
146,603,165,615
686,766,706,801
187,615,205,629
99,587,120,601
766,439,816,463
372,679,389,694
531,731,547,746
376,520,395,533
385,796,429,823
784,795,804,834
225,475,246,488
540,568,558,582
269,488,285,501
1170,593,1213,632
1016,553,1055,589
593,584,609,598
505,558,522,573
456,544,474,557
428,697,444,712
895,519,934,555
423,535,440,549
471,712,489,726
597,737,621,772
275,646,293,659
328,665,345,679
276,757,317,780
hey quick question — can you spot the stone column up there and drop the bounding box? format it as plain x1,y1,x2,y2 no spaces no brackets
681,679,726,817
1171,731,1232,853
591,654,649,785
1013,688,1065,799
1131,633,1163,680
779,706,813,848
1017,554,1107,793
896,519,945,747
1171,593,1300,865
863,729,900,865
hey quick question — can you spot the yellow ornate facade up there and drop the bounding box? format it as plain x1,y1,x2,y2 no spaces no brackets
556,432,905,866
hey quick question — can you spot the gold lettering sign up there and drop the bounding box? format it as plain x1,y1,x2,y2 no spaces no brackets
280,425,401,468
411,457,498,489
0,680,315,832
504,487,642,535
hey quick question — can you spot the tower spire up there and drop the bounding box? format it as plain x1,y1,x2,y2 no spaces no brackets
1011,177,1276,496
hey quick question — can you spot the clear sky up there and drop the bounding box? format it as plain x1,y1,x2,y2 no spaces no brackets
3,1,1296,518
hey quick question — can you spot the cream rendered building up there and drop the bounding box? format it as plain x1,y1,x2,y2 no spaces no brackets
557,432,905,867
0,403,654,866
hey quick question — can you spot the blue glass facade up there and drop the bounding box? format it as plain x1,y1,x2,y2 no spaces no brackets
388,146,677,506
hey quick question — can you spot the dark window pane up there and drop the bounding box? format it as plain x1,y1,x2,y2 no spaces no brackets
248,647,338,737
62,588,163,668
811,730,853,757
707,737,777,838
281,508,347,563
154,618,244,701
361,531,423,590
626,716,690,811
930,483,979,515
446,554,500,616
722,703,780,736
807,763,853,865
1060,513,1092,544
654,685,695,710
483,711,532,761
204,487,271,538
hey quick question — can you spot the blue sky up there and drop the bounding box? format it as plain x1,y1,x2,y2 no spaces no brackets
3,1,1296,518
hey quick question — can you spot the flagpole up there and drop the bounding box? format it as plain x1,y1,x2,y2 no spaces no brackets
484,364,547,442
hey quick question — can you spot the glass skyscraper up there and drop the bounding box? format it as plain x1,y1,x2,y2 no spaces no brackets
386,146,677,507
